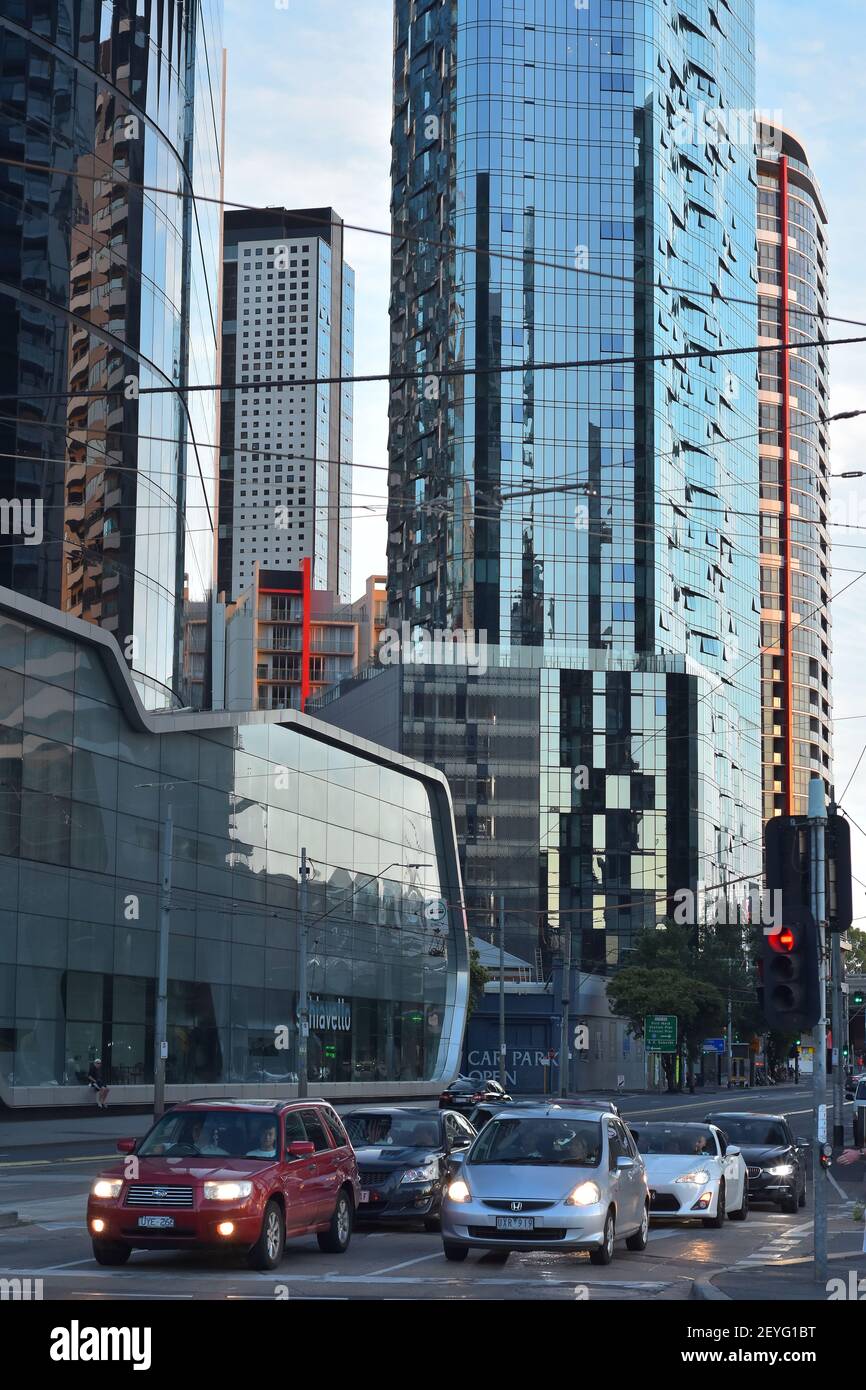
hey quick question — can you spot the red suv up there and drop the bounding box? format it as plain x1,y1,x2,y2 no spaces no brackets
86,1099,360,1270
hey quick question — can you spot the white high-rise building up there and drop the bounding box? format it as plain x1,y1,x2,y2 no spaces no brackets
218,208,354,601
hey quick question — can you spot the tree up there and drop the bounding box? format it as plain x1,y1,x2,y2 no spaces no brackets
607,964,725,1092
467,945,490,1018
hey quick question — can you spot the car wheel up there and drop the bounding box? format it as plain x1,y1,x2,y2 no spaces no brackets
703,1181,725,1229
729,1185,749,1221
626,1202,649,1251
91,1241,131,1267
590,1210,616,1266
798,1182,807,1208
443,1240,468,1262
248,1199,285,1270
317,1188,353,1254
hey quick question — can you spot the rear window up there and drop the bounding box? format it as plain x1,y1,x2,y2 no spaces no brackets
856,1081,866,1102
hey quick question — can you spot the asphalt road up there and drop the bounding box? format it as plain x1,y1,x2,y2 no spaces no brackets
0,1085,859,1301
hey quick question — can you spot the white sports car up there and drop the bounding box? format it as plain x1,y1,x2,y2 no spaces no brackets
628,1121,748,1226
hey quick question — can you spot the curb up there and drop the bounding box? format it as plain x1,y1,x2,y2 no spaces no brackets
0,1211,18,1229
691,1276,732,1301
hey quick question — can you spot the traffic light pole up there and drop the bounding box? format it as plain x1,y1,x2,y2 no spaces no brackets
808,776,828,1288
559,923,571,1099
498,897,506,1090
831,930,845,1147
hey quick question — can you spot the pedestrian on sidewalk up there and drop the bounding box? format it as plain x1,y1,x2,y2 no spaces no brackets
87,1058,109,1110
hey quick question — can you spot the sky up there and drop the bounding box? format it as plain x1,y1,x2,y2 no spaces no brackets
222,0,866,916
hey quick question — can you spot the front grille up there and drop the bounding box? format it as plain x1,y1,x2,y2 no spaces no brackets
124,1185,195,1208
469,1226,566,1241
747,1167,762,1180
359,1171,391,1188
649,1192,680,1213
482,1199,556,1212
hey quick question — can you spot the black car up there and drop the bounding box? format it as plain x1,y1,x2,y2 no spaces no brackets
704,1111,807,1213
343,1106,477,1230
438,1077,512,1114
468,1096,621,1132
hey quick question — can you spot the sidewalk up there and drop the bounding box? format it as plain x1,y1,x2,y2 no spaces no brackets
0,1110,154,1151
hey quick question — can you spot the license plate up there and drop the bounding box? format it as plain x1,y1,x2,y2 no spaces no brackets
137,1215,175,1229
495,1216,534,1231
359,1190,370,1204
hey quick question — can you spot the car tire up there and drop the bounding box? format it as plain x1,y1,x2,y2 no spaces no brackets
729,1185,749,1221
590,1210,616,1266
91,1241,131,1267
798,1182,807,1209
703,1181,725,1229
626,1202,649,1251
443,1240,468,1262
317,1188,353,1254
248,1199,285,1270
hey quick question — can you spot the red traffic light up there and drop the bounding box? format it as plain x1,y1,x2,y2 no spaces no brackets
768,927,795,953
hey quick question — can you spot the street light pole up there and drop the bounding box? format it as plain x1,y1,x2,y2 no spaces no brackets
559,923,571,1099
809,776,829,1287
297,847,310,1099
153,805,173,1120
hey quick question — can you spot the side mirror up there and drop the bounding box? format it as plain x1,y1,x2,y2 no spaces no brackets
116,1138,136,1154
287,1140,315,1158
616,1156,634,1170
726,1145,741,1158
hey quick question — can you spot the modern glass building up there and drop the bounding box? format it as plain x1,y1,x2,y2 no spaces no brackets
0,588,468,1108
378,1,763,971
0,0,223,709
756,126,832,820
218,208,354,604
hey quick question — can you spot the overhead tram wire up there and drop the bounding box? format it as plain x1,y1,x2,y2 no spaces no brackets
2,151,864,332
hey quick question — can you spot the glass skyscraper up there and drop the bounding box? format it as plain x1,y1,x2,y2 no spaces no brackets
383,0,763,969
0,0,223,708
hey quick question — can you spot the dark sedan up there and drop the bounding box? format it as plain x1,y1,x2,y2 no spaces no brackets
438,1077,512,1115
343,1107,477,1230
469,1096,621,1132
704,1111,807,1213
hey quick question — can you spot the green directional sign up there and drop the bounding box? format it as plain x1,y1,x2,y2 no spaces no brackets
645,1014,678,1053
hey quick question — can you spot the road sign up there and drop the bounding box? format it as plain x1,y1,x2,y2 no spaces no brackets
645,1014,677,1052
702,1038,726,1054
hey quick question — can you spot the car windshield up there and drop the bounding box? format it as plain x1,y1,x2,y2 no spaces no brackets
707,1117,788,1147
632,1125,717,1156
469,1117,602,1167
345,1113,441,1148
138,1111,279,1160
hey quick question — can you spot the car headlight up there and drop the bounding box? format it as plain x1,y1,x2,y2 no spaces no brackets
400,1163,438,1184
566,1180,601,1207
765,1163,794,1176
90,1178,123,1200
203,1180,253,1202
447,1178,471,1202
674,1170,710,1185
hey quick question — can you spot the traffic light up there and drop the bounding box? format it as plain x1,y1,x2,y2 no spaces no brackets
759,906,821,1031
853,990,865,1009
826,814,853,932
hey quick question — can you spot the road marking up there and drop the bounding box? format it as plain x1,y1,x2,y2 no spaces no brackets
0,1155,114,1169
0,1266,670,1290
366,1252,443,1275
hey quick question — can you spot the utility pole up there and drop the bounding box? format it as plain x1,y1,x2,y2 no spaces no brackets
831,929,845,1146
153,805,173,1120
498,897,506,1090
726,992,733,1089
559,923,571,1099
297,847,310,1099
808,776,829,1287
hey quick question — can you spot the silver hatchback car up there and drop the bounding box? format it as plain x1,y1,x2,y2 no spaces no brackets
440,1105,649,1264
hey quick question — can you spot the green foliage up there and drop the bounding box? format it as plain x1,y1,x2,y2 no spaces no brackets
467,945,490,1019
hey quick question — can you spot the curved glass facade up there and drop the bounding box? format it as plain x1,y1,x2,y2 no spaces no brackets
757,128,832,819
0,593,468,1106
388,1,762,968
0,0,222,708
